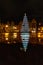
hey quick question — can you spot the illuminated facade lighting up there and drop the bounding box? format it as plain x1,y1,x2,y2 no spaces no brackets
32,30,36,33
41,27,43,30
5,33,9,37
5,25,9,28
5,38,8,40
13,33,17,38
39,23,41,25
38,33,41,38
38,28,40,30
13,41,16,43
5,33,9,40
0,14,43,45
7,42,10,44
39,39,41,42
13,26,17,29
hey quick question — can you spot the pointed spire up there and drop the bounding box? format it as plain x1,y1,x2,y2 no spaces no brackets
24,13,26,16
20,13,30,52
21,13,29,33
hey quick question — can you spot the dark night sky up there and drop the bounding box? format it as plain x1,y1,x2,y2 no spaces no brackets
0,0,43,21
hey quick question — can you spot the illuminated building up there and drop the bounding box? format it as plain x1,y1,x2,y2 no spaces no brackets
37,21,43,44
38,26,43,44
0,14,43,45
20,13,30,52
13,33,17,39
29,19,37,44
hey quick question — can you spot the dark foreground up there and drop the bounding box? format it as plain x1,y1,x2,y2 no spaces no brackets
0,43,43,65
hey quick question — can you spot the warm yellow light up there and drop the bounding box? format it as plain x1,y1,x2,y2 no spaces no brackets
38,28,40,30
39,23,41,25
32,30,36,33
41,35,43,38
7,42,10,44
39,39,41,42
5,33,9,40
38,33,41,37
41,31,42,32
41,27,43,30
5,33,9,38
5,25,8,28
13,26,17,29
15,30,19,32
13,41,16,43
5,38,8,40
13,33,17,38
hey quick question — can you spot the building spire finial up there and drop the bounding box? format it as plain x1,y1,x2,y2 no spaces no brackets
24,13,26,16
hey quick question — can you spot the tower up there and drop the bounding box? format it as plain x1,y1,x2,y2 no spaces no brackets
20,13,30,52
